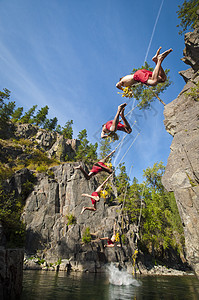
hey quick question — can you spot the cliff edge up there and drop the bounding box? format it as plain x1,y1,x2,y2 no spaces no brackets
162,26,199,277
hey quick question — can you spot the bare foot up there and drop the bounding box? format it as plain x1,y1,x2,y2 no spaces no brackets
74,165,81,170
120,107,125,118
152,46,162,63
81,207,86,214
118,103,127,111
158,48,173,62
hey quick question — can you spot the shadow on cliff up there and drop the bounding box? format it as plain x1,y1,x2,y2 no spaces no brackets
25,228,46,255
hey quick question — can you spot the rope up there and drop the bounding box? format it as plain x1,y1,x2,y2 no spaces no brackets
113,121,137,164
134,185,145,246
120,165,134,230
116,132,140,168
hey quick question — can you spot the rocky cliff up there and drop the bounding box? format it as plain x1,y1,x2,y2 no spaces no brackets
22,163,136,273
162,26,199,277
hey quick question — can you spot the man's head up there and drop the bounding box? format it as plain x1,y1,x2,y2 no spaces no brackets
116,80,123,90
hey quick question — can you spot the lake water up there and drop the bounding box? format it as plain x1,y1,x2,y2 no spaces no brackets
21,267,199,300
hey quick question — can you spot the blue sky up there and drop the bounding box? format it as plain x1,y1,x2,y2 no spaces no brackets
0,0,187,182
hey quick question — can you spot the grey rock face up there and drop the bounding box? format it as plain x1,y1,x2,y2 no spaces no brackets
14,123,80,162
181,28,199,71
15,123,37,139
162,27,199,277
22,163,134,272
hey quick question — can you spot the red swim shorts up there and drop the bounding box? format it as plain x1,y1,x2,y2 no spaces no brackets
91,191,99,205
133,69,153,84
90,162,106,175
107,238,114,245
105,121,125,131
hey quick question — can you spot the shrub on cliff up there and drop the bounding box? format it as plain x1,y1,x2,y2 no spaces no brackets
82,227,92,244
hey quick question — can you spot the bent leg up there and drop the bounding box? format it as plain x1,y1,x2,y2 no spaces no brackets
81,206,96,214
119,108,132,134
110,103,127,132
152,46,166,82
147,48,172,86
74,165,93,180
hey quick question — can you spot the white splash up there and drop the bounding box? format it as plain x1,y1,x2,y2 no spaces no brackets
107,264,141,286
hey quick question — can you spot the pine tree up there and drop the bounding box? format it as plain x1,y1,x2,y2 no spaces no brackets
99,138,112,159
11,107,23,123
20,105,37,124
115,163,130,198
75,129,97,163
177,0,199,35
62,120,73,139
33,105,49,126
0,89,15,137
43,117,58,131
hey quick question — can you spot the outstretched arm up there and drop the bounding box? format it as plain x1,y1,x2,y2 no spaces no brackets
104,149,115,161
95,173,113,193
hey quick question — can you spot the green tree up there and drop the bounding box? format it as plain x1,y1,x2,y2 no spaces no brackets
75,129,98,163
0,89,15,137
177,0,199,35
143,161,165,192
55,124,62,134
11,107,23,123
33,105,49,126
116,163,130,199
139,162,184,257
124,178,144,223
43,117,58,131
20,105,37,124
0,176,35,247
62,120,73,139
130,62,171,109
99,138,112,159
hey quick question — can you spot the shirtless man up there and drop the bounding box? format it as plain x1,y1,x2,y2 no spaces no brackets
101,103,132,139
100,222,117,247
74,150,115,180
81,173,112,214
116,47,173,89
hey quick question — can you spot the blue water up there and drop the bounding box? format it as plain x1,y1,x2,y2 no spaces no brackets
21,269,199,300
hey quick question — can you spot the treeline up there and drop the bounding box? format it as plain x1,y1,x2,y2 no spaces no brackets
0,88,98,164
114,161,185,260
1,88,73,137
